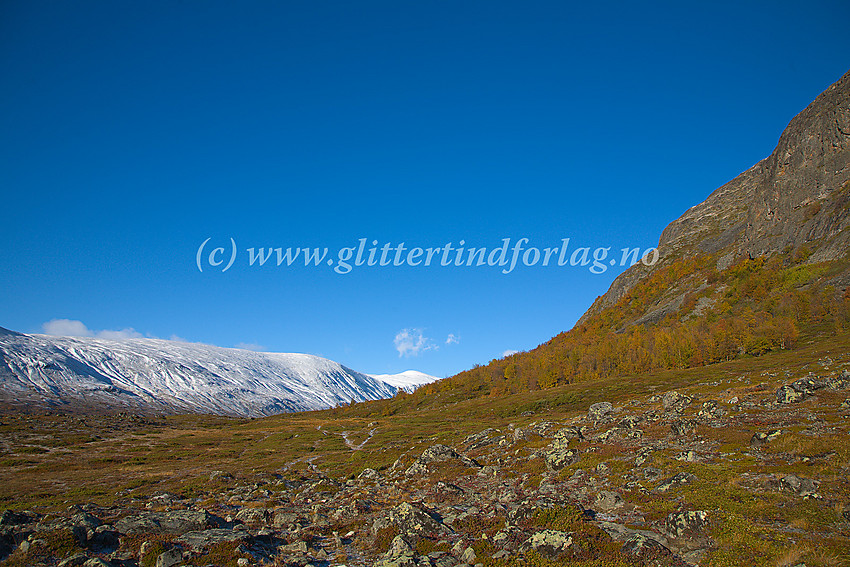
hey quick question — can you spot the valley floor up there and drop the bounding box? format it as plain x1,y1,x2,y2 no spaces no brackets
1,334,849,567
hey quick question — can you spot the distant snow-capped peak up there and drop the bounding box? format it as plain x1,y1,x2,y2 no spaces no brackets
368,370,439,392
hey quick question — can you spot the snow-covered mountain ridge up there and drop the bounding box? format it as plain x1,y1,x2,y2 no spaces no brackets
367,370,439,393
0,327,438,417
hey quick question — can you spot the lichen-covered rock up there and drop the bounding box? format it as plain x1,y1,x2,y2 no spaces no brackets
779,474,820,497
116,510,211,536
618,415,642,429
594,491,624,511
387,534,413,557
826,371,850,390
550,427,583,450
545,447,580,471
588,402,614,421
462,428,497,450
373,502,446,537
178,527,251,551
520,530,573,557
750,429,782,446
670,419,697,436
234,507,271,526
357,467,381,481
57,555,88,567
664,510,708,538
459,546,476,564
405,445,480,476
155,547,183,567
777,385,806,404
662,391,691,410
674,450,699,462
374,536,419,567
655,472,696,493
621,533,684,566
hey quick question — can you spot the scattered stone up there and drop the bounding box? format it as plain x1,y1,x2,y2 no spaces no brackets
655,472,696,493
116,510,211,535
750,429,782,446
520,530,573,557
594,491,624,511
406,445,480,475
634,449,653,467
463,428,497,450
388,535,413,557
662,391,690,409
155,547,183,567
674,450,699,462
665,510,708,538
621,533,682,566
58,555,88,567
779,474,820,498
698,401,724,419
358,468,381,481
670,420,697,436
373,502,446,537
618,415,642,429
0,510,34,526
178,527,251,551
235,507,271,526
460,546,477,564
551,427,583,450
588,402,614,421
545,447,580,471
643,467,663,480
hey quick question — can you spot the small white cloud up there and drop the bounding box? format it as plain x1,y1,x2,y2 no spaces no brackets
42,319,142,341
394,328,436,358
42,319,93,337
96,328,143,340
235,342,267,352
502,349,519,357
445,333,459,345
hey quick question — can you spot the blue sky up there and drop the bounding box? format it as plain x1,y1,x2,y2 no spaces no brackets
1,1,848,378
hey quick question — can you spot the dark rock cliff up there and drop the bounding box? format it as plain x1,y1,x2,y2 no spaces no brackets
578,69,850,326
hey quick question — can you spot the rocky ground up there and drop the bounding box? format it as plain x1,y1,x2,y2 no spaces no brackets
1,356,849,566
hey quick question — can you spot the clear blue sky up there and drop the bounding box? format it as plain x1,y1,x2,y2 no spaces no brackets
1,1,848,378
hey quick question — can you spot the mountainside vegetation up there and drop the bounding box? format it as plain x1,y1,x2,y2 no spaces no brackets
415,244,850,402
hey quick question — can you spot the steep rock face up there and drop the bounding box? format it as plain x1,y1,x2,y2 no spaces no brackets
579,69,850,325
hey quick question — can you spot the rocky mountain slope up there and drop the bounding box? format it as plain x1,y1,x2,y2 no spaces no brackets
579,69,850,326
0,329,436,417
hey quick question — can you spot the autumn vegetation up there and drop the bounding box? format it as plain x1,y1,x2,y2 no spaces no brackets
413,247,850,401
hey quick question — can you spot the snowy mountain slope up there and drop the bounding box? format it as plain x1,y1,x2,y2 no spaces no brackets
368,370,438,392
0,328,402,417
